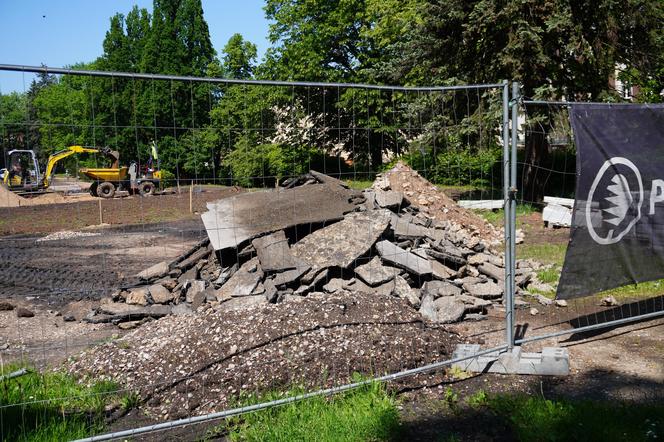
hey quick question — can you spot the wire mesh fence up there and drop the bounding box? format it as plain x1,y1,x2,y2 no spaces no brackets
0,66,515,440
514,99,664,349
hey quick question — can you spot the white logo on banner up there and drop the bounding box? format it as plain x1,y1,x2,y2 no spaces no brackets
586,157,644,245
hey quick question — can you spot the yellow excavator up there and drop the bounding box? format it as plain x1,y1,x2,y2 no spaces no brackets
2,145,160,198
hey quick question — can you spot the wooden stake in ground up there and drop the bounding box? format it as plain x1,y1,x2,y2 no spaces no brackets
189,182,193,214
98,198,103,224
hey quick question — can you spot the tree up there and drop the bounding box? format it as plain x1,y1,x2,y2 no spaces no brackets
262,0,371,82
389,0,664,201
222,33,257,79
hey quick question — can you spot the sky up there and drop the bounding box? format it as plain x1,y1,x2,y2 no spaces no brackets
0,0,271,92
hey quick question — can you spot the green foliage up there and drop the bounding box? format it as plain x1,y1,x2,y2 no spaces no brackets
224,141,322,187
223,33,257,79
407,143,502,188
0,91,27,150
476,204,538,226
466,389,488,408
222,383,401,442
0,364,120,441
489,394,664,442
537,267,561,285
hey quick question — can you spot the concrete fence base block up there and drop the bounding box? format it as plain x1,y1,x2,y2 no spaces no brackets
452,344,569,376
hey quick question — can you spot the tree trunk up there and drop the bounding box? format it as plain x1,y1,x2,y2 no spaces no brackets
522,125,550,204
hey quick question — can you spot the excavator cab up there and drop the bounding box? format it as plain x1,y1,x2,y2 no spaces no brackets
3,150,42,191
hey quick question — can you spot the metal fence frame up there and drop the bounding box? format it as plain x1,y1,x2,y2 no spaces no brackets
2,65,661,441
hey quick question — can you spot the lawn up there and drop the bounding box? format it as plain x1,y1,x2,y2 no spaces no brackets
0,364,130,442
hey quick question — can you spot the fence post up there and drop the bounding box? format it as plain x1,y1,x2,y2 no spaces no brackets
502,80,514,349
508,82,520,349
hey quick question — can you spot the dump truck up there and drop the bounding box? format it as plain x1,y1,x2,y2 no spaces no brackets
2,145,160,198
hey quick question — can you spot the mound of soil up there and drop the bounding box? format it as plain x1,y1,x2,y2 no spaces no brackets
67,291,459,421
0,185,69,208
378,162,500,242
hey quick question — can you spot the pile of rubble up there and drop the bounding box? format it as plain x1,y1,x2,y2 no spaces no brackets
70,291,459,418
86,163,546,328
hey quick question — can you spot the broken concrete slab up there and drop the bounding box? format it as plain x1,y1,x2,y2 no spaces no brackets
478,262,505,282
88,304,171,323
202,174,362,251
421,280,462,298
216,258,265,298
252,231,298,273
149,284,173,304
354,256,398,286
185,280,207,303
430,260,457,280
375,240,432,276
342,278,374,294
270,259,311,287
432,296,466,323
463,281,503,299
292,210,391,275
323,278,346,294
375,190,403,210
126,287,149,306
178,267,199,285
390,214,430,239
136,261,170,280
392,275,420,307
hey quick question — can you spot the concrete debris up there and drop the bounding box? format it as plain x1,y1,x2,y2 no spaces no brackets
36,230,101,242
93,168,546,328
136,261,170,280
216,258,264,298
16,307,35,318
149,284,173,304
292,210,391,275
554,299,568,307
601,296,619,307
376,240,432,276
374,189,404,210
431,296,467,323
201,171,362,251
252,231,298,272
463,281,503,299
126,287,149,306
354,256,398,286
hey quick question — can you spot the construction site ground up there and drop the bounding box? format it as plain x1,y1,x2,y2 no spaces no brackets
0,188,662,441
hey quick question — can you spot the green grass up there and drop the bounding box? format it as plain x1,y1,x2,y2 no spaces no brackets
537,267,561,284
517,243,567,267
215,382,401,442
344,179,374,190
474,204,538,226
598,278,664,300
488,394,663,441
0,364,125,442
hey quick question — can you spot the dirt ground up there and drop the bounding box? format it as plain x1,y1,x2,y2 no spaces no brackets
0,186,239,236
0,192,662,441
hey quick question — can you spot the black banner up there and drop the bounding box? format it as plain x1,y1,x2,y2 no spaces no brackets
557,104,664,299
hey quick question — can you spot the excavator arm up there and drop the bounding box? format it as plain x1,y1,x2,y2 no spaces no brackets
42,145,119,188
